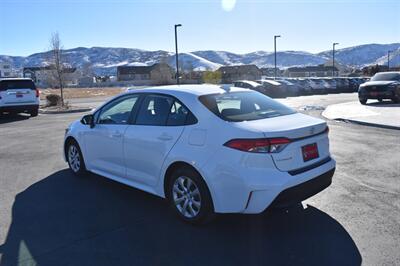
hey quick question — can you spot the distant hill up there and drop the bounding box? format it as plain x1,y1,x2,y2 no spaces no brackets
1,43,399,75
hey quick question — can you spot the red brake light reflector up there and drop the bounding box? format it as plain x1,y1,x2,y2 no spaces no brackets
224,138,290,153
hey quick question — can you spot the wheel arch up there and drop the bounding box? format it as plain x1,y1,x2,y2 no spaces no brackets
163,161,215,210
64,136,80,160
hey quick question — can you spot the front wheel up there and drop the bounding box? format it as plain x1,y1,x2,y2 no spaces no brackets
30,109,39,117
66,140,87,177
359,98,367,105
167,167,215,224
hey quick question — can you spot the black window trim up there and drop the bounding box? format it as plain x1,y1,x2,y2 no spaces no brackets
95,94,142,125
131,92,198,127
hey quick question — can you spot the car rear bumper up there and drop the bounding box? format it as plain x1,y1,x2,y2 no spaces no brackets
0,104,39,113
242,161,335,214
203,146,336,214
269,168,334,208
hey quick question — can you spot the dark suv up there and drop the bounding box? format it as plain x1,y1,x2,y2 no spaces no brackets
358,72,400,104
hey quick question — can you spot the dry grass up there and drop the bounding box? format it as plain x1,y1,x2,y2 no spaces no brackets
39,87,125,100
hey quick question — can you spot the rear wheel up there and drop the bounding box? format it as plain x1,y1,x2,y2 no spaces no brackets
359,98,367,105
392,96,400,103
30,109,39,117
167,167,215,224
66,140,87,177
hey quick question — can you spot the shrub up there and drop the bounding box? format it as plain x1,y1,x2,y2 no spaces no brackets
46,94,62,106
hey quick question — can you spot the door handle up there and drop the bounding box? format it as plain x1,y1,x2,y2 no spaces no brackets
157,134,173,141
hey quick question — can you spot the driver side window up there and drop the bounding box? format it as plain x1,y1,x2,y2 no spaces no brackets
98,95,139,125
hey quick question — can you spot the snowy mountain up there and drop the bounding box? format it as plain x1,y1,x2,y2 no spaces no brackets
318,43,400,66
1,43,399,76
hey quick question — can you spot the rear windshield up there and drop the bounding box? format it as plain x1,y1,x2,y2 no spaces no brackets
371,73,400,81
0,80,35,91
199,91,295,122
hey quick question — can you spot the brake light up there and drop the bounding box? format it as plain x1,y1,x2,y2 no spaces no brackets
35,88,39,97
224,138,290,153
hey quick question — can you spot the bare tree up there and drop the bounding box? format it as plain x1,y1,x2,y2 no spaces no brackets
81,62,95,77
48,32,66,106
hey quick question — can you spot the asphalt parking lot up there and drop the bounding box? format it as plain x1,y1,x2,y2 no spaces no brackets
0,93,399,266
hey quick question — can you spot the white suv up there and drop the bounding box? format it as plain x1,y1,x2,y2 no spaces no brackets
64,85,336,224
0,78,40,117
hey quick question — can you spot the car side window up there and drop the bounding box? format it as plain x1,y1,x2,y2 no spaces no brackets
167,101,189,126
98,95,139,125
136,95,174,126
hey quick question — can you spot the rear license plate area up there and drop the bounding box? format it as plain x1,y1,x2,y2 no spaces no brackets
302,143,319,162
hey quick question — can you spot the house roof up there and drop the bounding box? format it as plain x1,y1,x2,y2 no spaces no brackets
117,63,171,75
23,66,76,73
218,64,260,73
287,65,338,72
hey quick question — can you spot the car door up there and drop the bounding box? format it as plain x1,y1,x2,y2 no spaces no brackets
84,94,140,178
123,94,192,187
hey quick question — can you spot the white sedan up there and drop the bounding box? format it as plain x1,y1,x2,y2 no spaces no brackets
64,85,335,224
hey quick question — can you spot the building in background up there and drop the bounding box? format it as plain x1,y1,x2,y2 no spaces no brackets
0,64,17,78
285,65,339,77
218,65,262,84
23,66,78,87
260,67,284,79
117,63,174,85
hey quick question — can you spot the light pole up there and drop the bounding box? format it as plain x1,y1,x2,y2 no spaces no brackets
174,24,182,85
388,50,391,70
332,42,339,77
274,35,281,80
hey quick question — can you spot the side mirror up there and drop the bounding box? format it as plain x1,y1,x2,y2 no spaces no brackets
81,114,95,128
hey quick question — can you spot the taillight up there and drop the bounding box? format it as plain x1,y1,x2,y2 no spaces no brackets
35,88,39,97
224,138,290,153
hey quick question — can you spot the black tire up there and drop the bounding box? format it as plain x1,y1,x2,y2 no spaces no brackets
167,167,215,224
66,140,87,177
359,98,367,105
30,109,39,117
392,97,400,104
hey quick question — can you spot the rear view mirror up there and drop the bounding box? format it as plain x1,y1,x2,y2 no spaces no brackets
81,114,95,128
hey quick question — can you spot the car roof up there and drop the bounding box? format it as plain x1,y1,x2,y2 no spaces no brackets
124,84,249,97
257,79,281,86
375,71,400,75
0,78,33,82
234,80,261,87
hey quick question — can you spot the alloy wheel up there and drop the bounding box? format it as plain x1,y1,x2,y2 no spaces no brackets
172,176,202,218
68,144,81,173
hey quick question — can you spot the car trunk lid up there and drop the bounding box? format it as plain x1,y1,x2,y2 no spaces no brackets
235,113,329,172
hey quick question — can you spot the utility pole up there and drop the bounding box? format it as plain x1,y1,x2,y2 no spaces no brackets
332,42,339,77
174,24,182,85
274,35,281,80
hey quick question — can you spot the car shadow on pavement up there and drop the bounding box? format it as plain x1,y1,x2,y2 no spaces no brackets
0,170,362,266
366,101,400,107
0,114,30,124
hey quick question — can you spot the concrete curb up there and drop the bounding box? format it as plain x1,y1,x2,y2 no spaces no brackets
332,118,400,130
39,107,93,114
